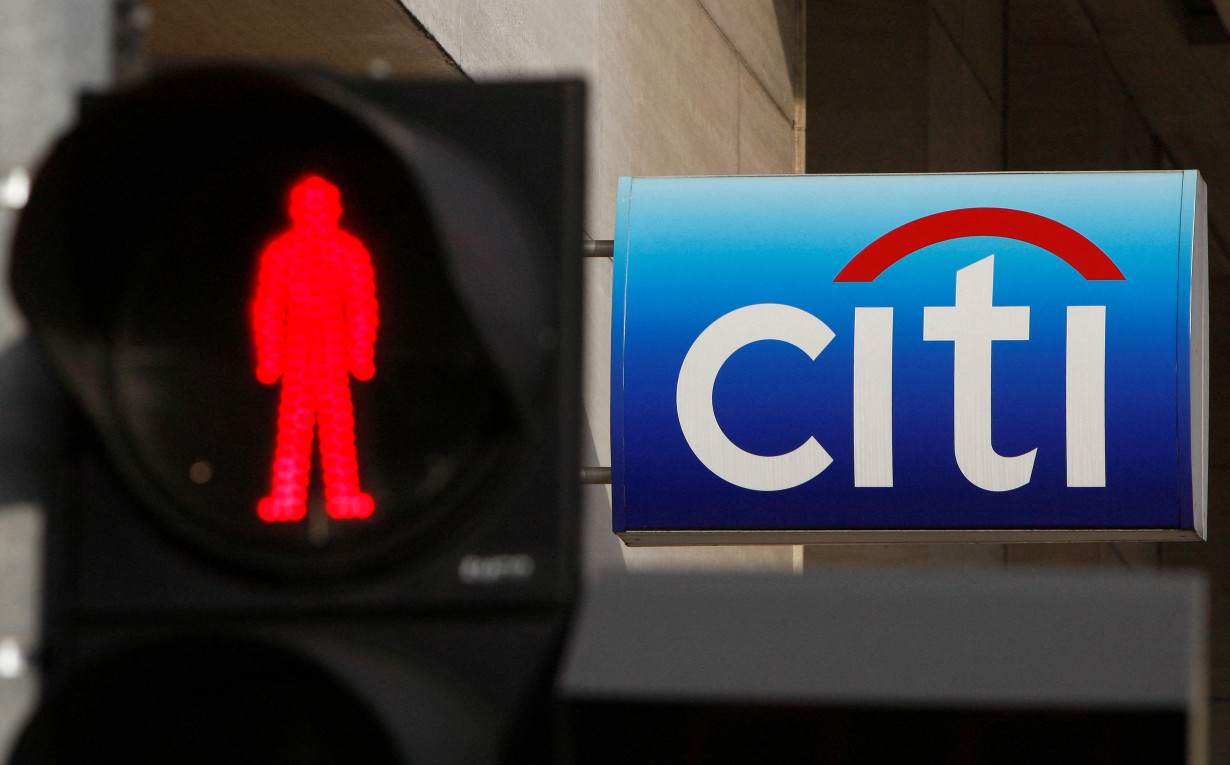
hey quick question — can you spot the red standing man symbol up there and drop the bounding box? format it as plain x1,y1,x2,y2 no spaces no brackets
252,176,379,522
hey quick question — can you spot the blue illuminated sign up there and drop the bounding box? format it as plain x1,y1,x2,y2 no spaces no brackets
612,172,1207,543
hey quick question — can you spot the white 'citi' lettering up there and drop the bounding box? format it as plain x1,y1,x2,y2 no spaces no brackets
677,304,834,491
677,254,1108,492
923,256,1035,491
854,306,894,487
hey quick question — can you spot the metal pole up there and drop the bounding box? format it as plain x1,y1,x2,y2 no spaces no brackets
583,239,613,258
580,467,612,485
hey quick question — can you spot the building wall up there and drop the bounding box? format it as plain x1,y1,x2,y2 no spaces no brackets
809,1,1228,756
400,0,806,573
800,0,1172,573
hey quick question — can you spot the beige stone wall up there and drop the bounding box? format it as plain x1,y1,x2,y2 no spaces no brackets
399,0,802,236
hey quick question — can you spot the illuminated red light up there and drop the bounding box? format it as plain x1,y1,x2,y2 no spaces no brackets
252,176,378,522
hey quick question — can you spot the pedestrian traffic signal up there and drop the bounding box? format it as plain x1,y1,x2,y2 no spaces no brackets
252,174,378,523
7,65,584,763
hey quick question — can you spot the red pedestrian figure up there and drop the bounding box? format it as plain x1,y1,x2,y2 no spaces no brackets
252,175,378,522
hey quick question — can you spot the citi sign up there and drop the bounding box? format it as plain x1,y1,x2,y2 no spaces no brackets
680,207,1119,495
612,173,1207,543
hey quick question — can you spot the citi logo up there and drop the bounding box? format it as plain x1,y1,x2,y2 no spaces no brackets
676,208,1124,494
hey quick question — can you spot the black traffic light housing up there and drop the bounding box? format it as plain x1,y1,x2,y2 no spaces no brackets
8,66,584,763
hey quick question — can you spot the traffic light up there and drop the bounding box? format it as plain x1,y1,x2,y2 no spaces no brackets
6,65,584,763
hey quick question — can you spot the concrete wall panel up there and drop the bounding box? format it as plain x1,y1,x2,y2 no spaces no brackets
698,0,801,118
1208,266,1230,469
927,12,1001,171
403,0,801,237
396,0,594,77
582,256,614,475
622,543,797,572
592,0,742,236
929,0,1003,105
738,67,796,174
1165,465,1230,696
1212,701,1230,765
1005,0,1158,174
806,0,930,173
144,1,465,80
805,542,1007,569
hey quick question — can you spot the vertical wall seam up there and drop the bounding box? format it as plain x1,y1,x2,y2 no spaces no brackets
692,0,795,125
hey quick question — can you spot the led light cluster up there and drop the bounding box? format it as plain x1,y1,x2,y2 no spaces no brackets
252,176,378,523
